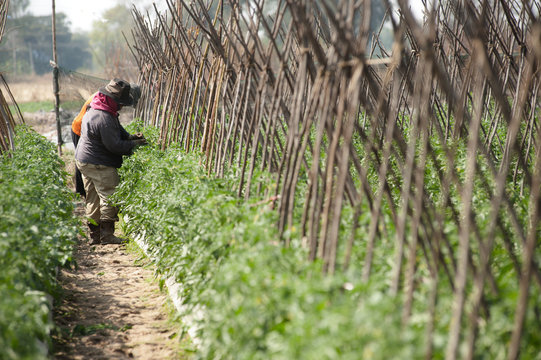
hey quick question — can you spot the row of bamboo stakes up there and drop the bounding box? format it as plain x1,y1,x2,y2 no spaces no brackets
0,74,22,153
0,1,23,154
128,0,540,358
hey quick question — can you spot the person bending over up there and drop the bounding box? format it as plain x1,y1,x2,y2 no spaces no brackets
71,83,141,198
75,78,146,245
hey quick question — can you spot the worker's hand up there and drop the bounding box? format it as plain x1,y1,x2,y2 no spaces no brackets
133,138,148,146
129,133,145,140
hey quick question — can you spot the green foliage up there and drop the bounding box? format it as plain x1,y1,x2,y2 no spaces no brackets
113,119,541,358
0,126,80,359
197,243,424,360
112,125,428,359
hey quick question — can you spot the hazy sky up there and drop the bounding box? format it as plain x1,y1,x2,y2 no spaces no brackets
27,0,423,33
27,0,165,33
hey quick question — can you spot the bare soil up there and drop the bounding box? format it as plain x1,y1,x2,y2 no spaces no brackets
52,232,187,360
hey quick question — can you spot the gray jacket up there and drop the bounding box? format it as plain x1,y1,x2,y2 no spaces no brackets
75,108,136,168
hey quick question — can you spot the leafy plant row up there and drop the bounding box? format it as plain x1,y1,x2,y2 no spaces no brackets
0,126,79,360
113,125,428,359
116,123,541,359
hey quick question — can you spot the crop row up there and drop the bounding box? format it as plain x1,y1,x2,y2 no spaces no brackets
114,122,541,359
0,126,80,360
112,125,430,359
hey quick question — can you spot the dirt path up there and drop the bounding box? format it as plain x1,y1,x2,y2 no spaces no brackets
52,211,187,360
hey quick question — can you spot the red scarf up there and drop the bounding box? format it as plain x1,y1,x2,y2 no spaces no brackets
90,92,119,116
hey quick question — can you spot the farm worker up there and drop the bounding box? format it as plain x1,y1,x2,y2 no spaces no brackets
75,78,147,245
71,84,141,198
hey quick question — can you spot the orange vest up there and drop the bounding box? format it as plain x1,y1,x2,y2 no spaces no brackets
71,92,97,136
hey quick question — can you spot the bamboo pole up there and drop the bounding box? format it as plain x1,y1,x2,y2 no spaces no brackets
52,0,62,155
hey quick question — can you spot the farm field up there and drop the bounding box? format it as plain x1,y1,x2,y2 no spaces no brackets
0,126,188,359
1,0,541,359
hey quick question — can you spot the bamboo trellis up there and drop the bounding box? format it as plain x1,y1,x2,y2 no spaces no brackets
0,0,24,154
128,0,541,358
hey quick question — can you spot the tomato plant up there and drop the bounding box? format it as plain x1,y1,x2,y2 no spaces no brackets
114,122,540,359
113,126,427,359
0,126,80,360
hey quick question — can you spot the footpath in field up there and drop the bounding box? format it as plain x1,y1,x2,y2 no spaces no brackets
52,205,186,360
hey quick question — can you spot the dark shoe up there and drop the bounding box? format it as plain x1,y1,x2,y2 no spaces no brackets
100,221,127,244
88,222,101,245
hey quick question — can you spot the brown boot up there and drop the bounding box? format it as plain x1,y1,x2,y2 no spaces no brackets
100,221,127,245
88,222,101,245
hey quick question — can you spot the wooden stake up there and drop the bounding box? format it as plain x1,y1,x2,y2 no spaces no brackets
52,0,62,155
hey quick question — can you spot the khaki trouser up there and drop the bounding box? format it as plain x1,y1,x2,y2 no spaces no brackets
76,160,120,223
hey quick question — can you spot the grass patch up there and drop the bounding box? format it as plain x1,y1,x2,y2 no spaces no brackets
11,100,84,113
71,323,132,337
11,101,54,113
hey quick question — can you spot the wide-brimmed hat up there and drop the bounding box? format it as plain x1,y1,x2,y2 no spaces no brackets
99,78,133,106
129,84,141,106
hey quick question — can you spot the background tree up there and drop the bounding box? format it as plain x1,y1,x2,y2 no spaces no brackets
1,0,29,74
89,3,138,80
0,12,91,76
7,0,29,19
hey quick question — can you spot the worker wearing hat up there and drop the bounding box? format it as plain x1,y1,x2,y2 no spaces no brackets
71,83,141,198
75,78,147,245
